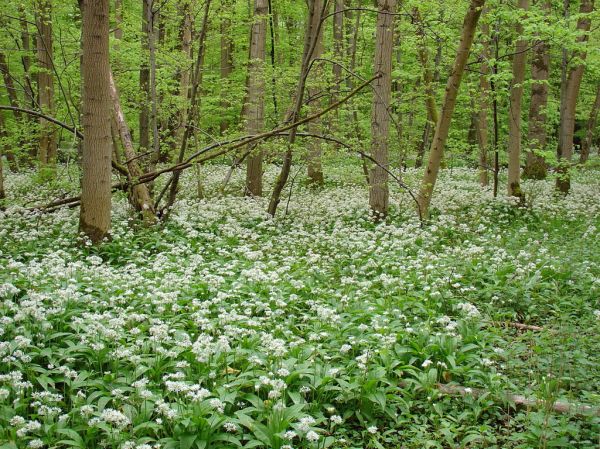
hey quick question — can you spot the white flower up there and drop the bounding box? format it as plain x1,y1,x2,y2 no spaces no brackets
28,439,44,448
306,430,319,442
421,359,432,368
367,425,378,434
330,415,343,424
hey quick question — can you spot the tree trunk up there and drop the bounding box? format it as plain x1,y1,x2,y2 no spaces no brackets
413,7,439,170
369,0,396,218
147,0,161,173
163,0,212,215
176,1,193,146
267,0,326,216
79,0,112,244
0,53,23,169
109,72,156,223
19,6,36,111
36,0,57,170
556,0,594,193
220,1,234,134
114,0,123,40
139,0,151,155
244,0,268,196
580,84,600,163
417,0,485,219
476,16,490,186
0,111,9,203
524,1,550,180
507,0,529,198
331,0,344,111
306,0,326,186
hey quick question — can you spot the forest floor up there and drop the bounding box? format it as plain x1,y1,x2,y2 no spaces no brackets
0,162,599,449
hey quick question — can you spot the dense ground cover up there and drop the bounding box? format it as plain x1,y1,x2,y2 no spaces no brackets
0,164,599,449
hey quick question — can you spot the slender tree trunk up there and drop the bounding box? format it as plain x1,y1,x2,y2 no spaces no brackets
139,0,151,155
307,0,326,186
558,0,569,159
163,0,211,215
557,0,594,193
220,1,234,134
413,7,439,170
369,0,396,218
476,16,490,186
417,0,485,218
19,6,35,110
332,0,344,112
79,0,112,243
244,0,268,196
109,72,156,223
580,84,600,163
524,1,550,180
267,0,326,216
0,53,23,169
0,111,9,202
114,0,123,40
507,0,529,198
147,0,160,173
176,1,193,145
36,0,57,170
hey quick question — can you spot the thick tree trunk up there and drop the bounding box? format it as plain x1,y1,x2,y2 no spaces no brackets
306,0,326,186
580,84,600,163
36,0,57,170
556,0,594,193
507,0,529,198
417,0,485,219
139,0,151,155
524,1,550,180
109,72,156,223
79,0,112,243
244,0,268,196
369,0,396,218
220,1,234,134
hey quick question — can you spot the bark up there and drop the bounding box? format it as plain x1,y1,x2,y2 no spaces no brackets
368,0,396,218
417,0,485,219
0,111,9,202
413,7,439,170
507,0,529,198
114,0,123,40
19,6,36,110
580,84,600,163
220,1,234,134
79,0,112,243
267,0,326,217
163,0,211,216
176,1,193,145
556,0,594,193
147,0,160,170
524,1,550,180
307,0,326,186
244,0,269,196
476,16,491,186
139,0,151,155
332,0,344,98
0,53,23,169
36,0,57,169
109,72,156,224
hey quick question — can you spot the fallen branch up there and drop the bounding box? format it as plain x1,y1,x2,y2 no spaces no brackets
435,382,600,417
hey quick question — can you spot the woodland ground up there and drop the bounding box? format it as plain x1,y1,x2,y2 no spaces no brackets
0,160,599,449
